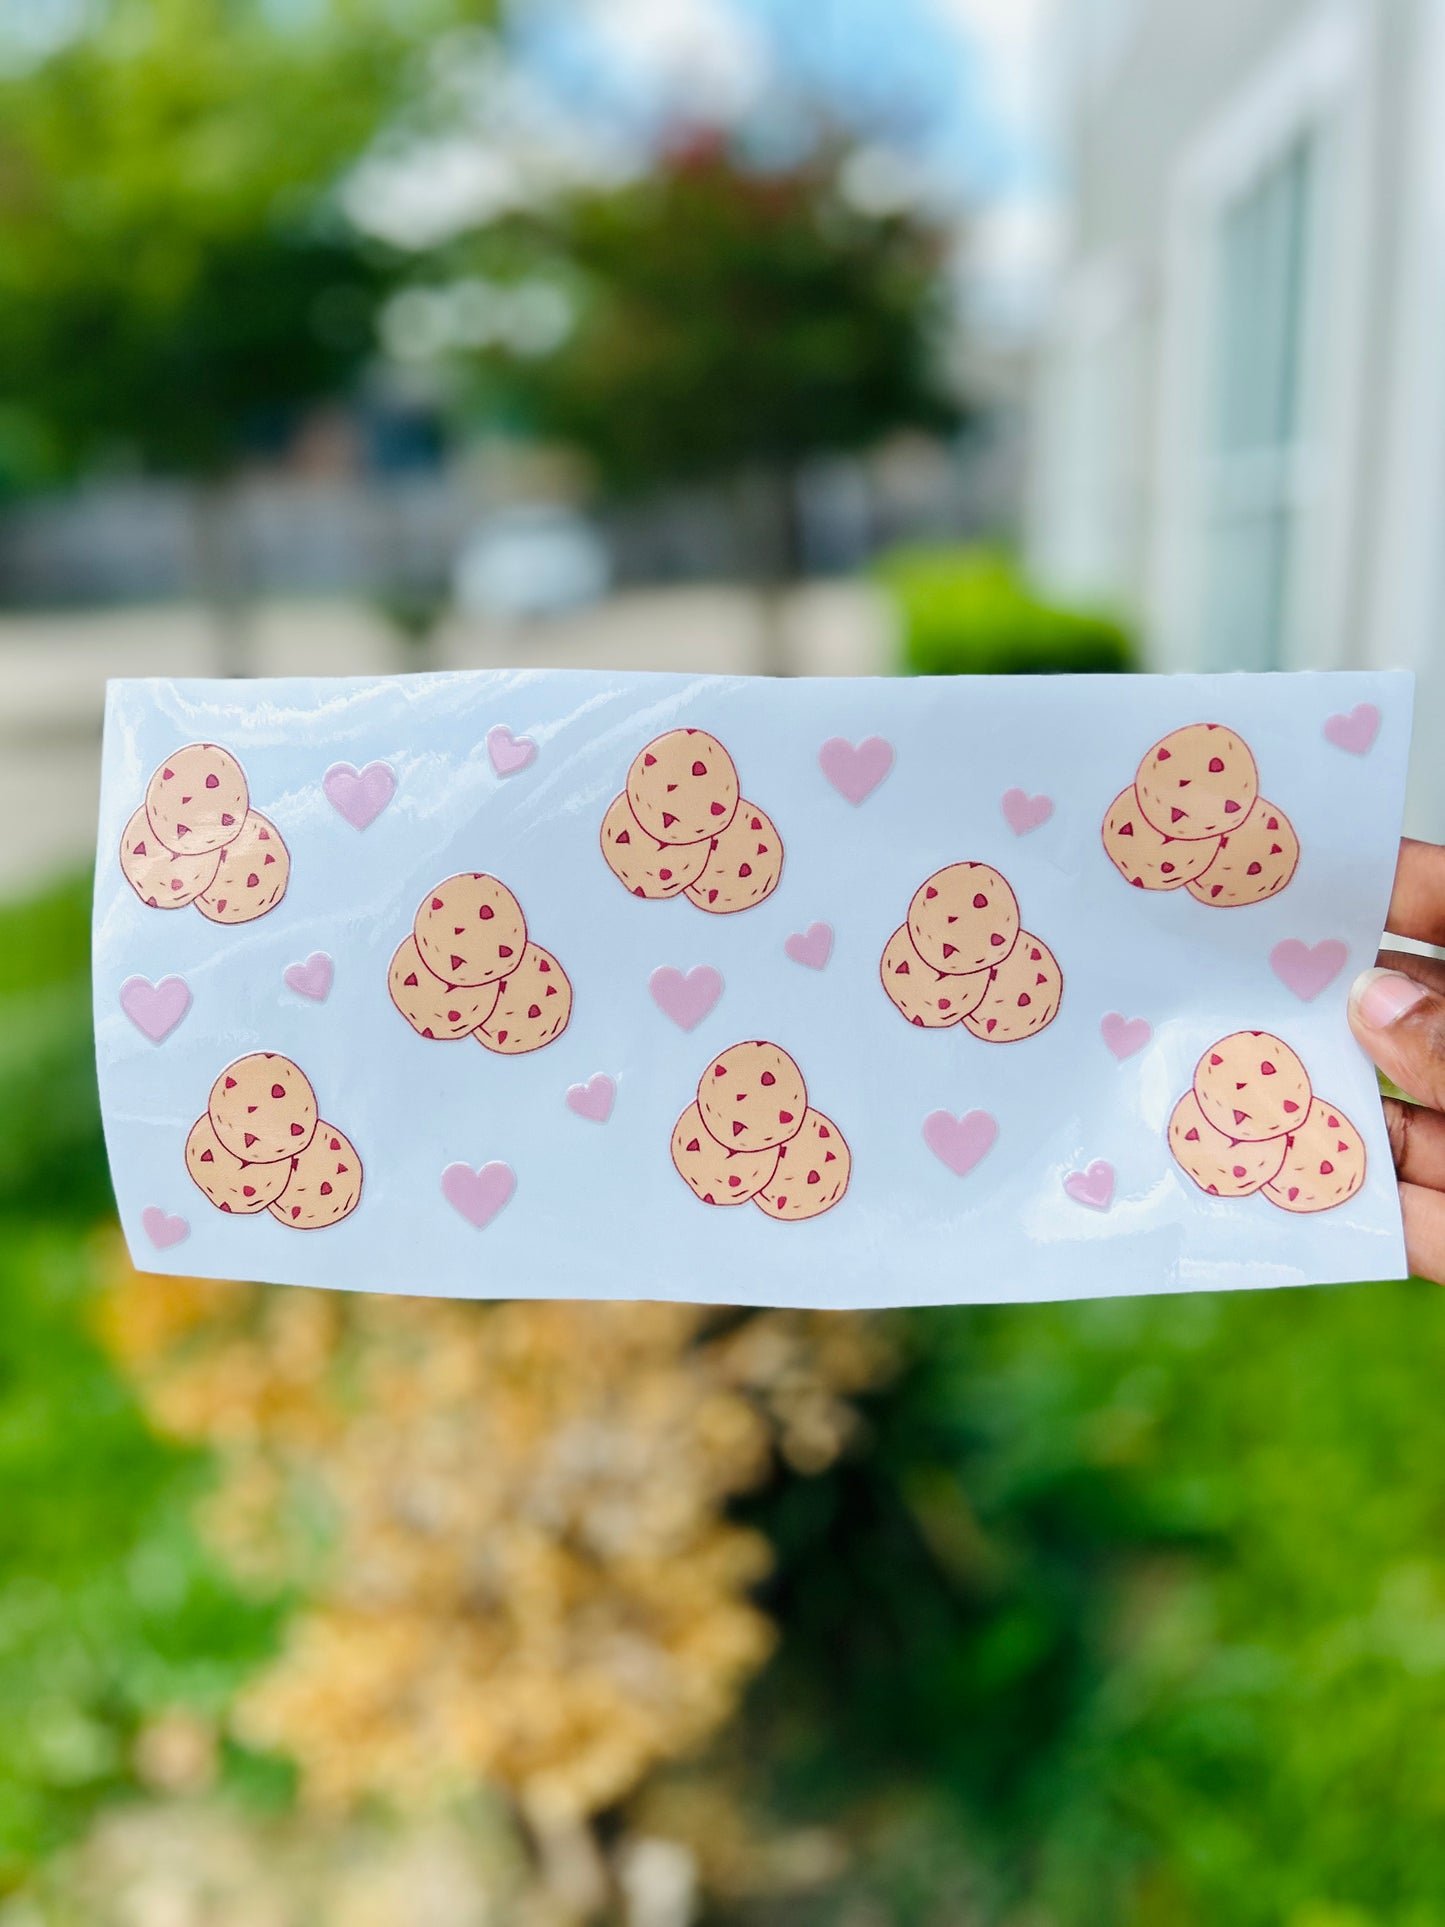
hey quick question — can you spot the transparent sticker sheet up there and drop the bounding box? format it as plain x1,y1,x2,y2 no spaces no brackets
94,669,1412,1309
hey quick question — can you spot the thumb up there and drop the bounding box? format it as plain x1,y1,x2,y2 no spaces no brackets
1348,966,1445,1109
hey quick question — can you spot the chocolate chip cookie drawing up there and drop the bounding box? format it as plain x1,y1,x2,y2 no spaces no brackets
121,742,291,924
670,1040,851,1220
880,862,1063,1043
601,727,785,916
185,1052,363,1230
1168,1029,1365,1212
390,873,573,1056
1101,722,1300,907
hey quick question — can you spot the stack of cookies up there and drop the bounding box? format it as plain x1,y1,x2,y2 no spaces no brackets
1169,1030,1365,1213
389,872,573,1056
601,727,784,916
185,1052,362,1230
880,861,1064,1042
119,742,290,925
1102,722,1299,906
671,1040,851,1221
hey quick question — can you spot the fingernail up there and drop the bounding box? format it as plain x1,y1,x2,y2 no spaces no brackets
1350,966,1430,1029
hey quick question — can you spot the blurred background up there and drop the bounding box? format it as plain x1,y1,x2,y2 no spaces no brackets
1,1,1441,1921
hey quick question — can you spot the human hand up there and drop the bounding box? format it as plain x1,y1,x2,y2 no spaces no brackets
1348,837,1445,1282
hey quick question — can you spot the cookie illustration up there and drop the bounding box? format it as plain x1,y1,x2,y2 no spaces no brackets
389,935,499,1041
961,931,1063,1043
600,793,711,899
879,923,988,1028
1262,1096,1367,1213
684,800,783,914
208,1052,318,1164
1193,1031,1310,1142
268,1121,363,1230
475,942,573,1055
1134,723,1258,841
195,810,290,925
697,1040,807,1156
1186,798,1300,907
119,805,220,909
1168,1090,1289,1197
184,1114,293,1215
1101,787,1221,891
144,743,249,855
756,1109,851,1221
907,863,1020,975
670,1101,780,1205
626,728,740,845
414,873,527,988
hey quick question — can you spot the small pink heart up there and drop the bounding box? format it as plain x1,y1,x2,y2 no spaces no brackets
120,974,191,1043
923,1109,998,1177
1002,788,1053,835
442,1160,516,1228
1270,938,1349,1002
283,952,333,1002
141,1206,189,1250
566,1073,616,1123
1323,703,1381,755
324,759,395,830
487,724,537,777
649,964,723,1031
1100,1012,1151,1060
819,735,894,805
784,922,833,970
1064,1161,1114,1211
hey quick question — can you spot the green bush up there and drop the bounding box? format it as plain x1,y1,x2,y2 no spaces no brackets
877,545,1135,678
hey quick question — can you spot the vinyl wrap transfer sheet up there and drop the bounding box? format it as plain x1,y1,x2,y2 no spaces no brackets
96,669,1412,1309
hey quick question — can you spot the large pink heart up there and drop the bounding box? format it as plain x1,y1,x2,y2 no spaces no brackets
120,974,191,1043
1001,787,1053,835
649,964,723,1030
324,759,395,830
1270,938,1348,1002
442,1160,516,1228
1323,704,1381,755
487,724,537,776
819,735,894,805
1064,1161,1114,1210
784,922,833,970
1100,1012,1151,1060
141,1206,189,1250
283,952,333,1002
923,1108,997,1177
566,1073,616,1123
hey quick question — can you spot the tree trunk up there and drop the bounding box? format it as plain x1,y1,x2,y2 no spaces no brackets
730,464,805,679
191,477,253,679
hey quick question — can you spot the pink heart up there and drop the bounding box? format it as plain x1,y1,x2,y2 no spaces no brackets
441,1160,516,1228
1001,788,1053,835
487,724,537,777
1064,1161,1114,1211
1100,1012,1151,1060
819,735,894,805
784,922,833,970
923,1108,998,1177
141,1206,189,1250
1323,703,1381,755
649,964,723,1031
324,760,395,830
566,1073,616,1123
1270,938,1349,1002
119,974,191,1043
283,952,333,1002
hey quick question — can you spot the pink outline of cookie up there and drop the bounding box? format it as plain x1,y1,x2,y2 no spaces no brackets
1323,704,1380,754
441,1160,515,1229
1064,1161,1114,1211
756,1108,850,1221
566,1074,616,1123
880,924,987,1029
601,793,712,900
474,942,573,1056
697,1039,807,1156
284,953,334,1002
144,743,249,856
119,805,220,909
819,736,893,805
671,1100,780,1206
1001,789,1053,835
1270,939,1348,1003
268,1121,363,1230
627,729,739,845
389,935,499,1041
961,931,1063,1044
1100,1013,1151,1060
1193,1031,1310,1141
141,1206,189,1251
195,810,289,925
186,1113,293,1216
1168,1091,1289,1198
907,863,1020,974
683,799,784,915
922,1108,997,1177
1101,786,1220,891
324,760,395,830
1134,723,1259,840
120,974,192,1044
1186,799,1299,908
1262,1096,1367,1213
414,873,528,989
649,965,723,1031
487,725,537,776
785,922,833,970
